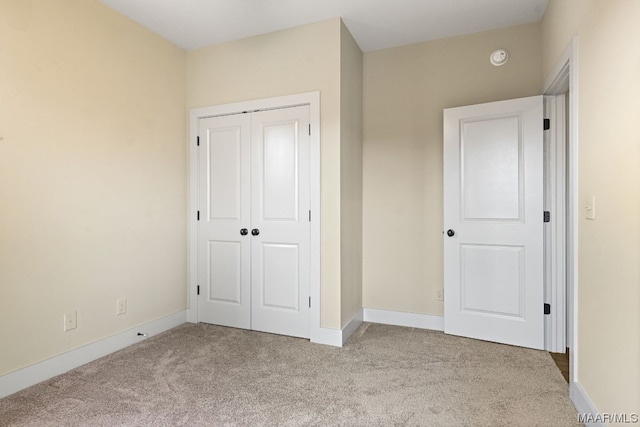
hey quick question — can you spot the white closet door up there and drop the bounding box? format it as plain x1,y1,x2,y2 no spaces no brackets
197,105,310,338
197,114,251,329
250,106,310,338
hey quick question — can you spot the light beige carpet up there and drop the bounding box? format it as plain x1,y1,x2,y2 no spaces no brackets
0,322,580,426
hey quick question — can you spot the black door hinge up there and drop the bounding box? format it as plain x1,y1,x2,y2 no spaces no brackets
308,297,311,308
197,136,200,146
309,124,311,136
309,210,311,222
197,211,200,221
197,285,200,296
544,303,551,315
543,119,550,130
544,211,550,223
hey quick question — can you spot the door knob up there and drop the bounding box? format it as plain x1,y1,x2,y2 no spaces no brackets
446,229,455,237
251,228,260,236
240,228,248,236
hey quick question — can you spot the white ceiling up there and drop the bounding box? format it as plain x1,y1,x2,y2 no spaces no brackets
100,0,549,52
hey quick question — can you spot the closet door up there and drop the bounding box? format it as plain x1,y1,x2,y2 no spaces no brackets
197,105,310,339
197,114,251,329
250,106,310,338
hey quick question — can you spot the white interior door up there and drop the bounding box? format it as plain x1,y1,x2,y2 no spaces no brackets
197,105,310,338
197,114,251,329
443,96,544,350
250,107,310,338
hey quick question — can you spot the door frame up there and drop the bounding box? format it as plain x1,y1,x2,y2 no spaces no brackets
187,92,321,341
544,93,567,353
543,38,578,382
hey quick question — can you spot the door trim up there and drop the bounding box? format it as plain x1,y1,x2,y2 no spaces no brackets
187,92,321,343
543,37,579,382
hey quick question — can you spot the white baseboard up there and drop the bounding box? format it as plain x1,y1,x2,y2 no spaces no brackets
310,325,343,347
310,309,364,348
363,308,444,331
570,382,604,427
0,310,187,399
186,308,197,323
341,309,364,345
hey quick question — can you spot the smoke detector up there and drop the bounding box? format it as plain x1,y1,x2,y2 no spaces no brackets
490,49,509,66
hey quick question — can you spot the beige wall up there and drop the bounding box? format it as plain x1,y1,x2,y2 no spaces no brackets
0,0,187,375
186,19,345,329
543,0,640,415
362,23,542,315
339,22,364,326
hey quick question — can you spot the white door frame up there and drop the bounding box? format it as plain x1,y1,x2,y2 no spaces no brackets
544,93,567,353
543,37,579,382
187,92,321,342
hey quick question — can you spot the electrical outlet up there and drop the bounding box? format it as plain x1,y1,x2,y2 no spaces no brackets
436,289,444,301
64,311,77,331
116,298,127,316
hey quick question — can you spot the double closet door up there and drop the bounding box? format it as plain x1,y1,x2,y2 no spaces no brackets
197,106,310,339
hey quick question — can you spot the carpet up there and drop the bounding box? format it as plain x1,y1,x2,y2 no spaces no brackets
0,322,580,426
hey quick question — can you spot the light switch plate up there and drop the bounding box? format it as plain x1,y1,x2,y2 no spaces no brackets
64,311,77,331
585,195,596,220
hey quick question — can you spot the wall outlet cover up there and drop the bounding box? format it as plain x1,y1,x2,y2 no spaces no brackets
116,298,127,316
64,311,77,331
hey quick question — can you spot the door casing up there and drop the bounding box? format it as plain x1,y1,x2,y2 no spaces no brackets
188,92,321,342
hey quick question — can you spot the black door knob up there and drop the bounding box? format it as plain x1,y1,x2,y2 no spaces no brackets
240,228,248,236
446,229,455,237
251,228,260,236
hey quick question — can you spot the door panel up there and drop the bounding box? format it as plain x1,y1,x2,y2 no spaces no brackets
462,116,522,220
444,96,544,350
262,123,299,220
207,241,242,303
251,107,310,338
460,244,524,317
261,243,300,310
198,114,251,329
207,127,243,220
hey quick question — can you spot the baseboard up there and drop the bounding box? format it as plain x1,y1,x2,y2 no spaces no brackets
570,382,605,427
363,308,444,331
310,326,343,347
0,310,187,399
341,309,364,345
309,309,364,348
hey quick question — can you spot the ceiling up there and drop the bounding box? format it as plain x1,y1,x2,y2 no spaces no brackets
99,0,549,52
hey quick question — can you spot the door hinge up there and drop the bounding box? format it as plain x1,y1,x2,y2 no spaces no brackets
197,211,200,221
543,211,550,223
544,303,551,315
197,285,200,296
197,136,200,146
308,210,311,222
543,119,550,130
308,124,311,136
308,297,311,308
